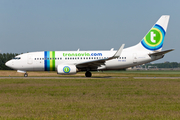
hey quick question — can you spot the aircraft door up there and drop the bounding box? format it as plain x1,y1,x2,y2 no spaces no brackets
133,53,138,64
27,54,33,64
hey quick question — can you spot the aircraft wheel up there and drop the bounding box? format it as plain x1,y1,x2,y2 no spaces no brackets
85,71,92,77
24,73,28,77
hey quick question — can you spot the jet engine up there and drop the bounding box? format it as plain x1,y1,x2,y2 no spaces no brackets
57,64,77,74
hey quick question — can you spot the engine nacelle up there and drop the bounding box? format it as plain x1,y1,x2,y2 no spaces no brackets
57,64,77,74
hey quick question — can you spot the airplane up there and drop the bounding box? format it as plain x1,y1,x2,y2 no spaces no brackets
5,15,174,77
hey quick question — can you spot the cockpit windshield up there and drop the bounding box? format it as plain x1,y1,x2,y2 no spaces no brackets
13,57,21,60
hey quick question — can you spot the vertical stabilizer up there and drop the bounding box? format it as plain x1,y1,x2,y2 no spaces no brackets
140,15,170,51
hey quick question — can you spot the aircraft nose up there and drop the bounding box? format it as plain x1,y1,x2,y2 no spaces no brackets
5,61,11,68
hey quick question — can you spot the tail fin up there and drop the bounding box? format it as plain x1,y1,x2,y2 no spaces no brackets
141,15,170,51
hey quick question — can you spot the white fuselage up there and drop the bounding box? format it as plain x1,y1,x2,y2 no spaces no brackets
5,44,163,72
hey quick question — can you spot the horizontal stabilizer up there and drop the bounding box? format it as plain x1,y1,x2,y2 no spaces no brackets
149,49,174,56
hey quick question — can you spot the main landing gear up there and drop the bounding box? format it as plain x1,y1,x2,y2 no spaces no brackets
24,73,28,77
85,71,92,77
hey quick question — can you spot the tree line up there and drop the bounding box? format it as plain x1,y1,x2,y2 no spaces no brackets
0,53,18,70
143,62,180,69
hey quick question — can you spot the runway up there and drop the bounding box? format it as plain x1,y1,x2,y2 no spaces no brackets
0,76,129,79
0,77,180,79
134,77,180,79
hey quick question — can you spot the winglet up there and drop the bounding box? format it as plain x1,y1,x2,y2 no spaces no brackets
113,44,125,58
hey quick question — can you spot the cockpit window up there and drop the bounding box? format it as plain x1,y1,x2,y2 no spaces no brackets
13,57,21,60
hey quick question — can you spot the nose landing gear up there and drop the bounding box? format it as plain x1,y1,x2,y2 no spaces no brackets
17,70,28,77
24,73,28,77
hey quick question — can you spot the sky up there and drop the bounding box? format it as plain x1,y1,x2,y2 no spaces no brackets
0,0,179,63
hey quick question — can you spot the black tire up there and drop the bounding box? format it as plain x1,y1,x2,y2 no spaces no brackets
85,71,92,77
24,73,28,77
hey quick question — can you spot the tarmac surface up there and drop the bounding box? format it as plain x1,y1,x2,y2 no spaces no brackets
134,77,180,79
0,77,180,79
0,77,129,79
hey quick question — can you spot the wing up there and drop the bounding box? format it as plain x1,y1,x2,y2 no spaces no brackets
76,44,125,69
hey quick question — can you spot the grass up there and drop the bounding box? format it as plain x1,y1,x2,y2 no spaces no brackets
0,77,180,119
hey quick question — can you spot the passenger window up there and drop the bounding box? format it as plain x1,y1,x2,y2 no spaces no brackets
35,58,36,60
